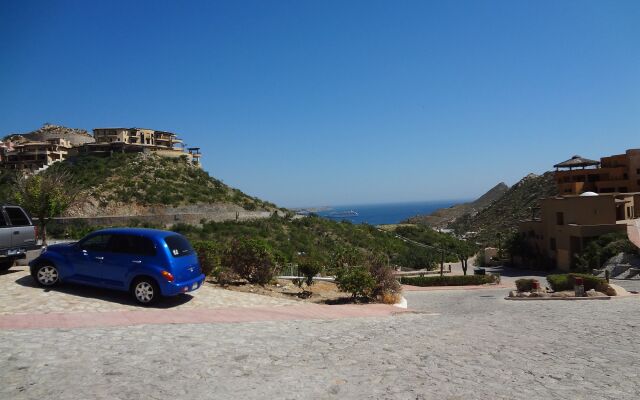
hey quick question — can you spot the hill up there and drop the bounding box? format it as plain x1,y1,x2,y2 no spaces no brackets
39,153,279,217
3,123,95,146
449,172,558,245
403,182,509,228
49,214,469,271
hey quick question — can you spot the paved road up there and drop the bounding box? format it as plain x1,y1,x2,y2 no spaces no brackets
0,266,299,314
2,287,639,399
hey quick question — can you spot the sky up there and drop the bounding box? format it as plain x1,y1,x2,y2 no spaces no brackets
1,0,639,207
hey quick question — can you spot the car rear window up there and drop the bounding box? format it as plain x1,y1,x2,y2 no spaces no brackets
108,234,157,256
165,234,194,257
4,207,31,226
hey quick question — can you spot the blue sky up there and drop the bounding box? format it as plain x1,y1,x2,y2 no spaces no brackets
1,0,639,207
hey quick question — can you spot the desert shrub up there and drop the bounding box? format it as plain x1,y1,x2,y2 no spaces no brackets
366,254,402,298
400,274,498,287
335,266,376,299
328,246,364,274
395,246,436,270
515,278,538,292
574,232,636,271
380,292,402,305
546,273,607,292
221,238,279,284
192,240,221,277
298,260,322,287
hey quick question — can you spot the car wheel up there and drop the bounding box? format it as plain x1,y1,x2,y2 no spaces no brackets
131,277,160,305
34,264,60,287
0,260,14,272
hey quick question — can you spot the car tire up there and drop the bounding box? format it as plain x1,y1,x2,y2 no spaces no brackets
0,259,14,272
131,277,160,306
33,263,60,287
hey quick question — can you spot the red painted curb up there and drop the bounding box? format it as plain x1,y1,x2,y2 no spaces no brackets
0,304,408,331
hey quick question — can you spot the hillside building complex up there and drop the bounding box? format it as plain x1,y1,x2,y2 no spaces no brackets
79,128,199,166
0,124,202,171
519,193,637,270
1,138,73,171
518,148,640,270
554,149,640,195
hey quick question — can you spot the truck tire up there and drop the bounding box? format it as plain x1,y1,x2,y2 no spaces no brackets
0,259,15,272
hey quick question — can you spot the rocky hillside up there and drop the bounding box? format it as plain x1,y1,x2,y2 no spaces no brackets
43,153,279,217
450,172,558,245
3,123,95,146
403,182,509,228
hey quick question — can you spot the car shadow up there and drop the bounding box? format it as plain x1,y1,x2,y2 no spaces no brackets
0,268,23,277
14,275,194,308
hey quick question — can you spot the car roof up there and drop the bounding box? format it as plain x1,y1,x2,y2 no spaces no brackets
91,227,180,238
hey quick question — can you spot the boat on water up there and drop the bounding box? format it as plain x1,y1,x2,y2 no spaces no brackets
327,210,359,218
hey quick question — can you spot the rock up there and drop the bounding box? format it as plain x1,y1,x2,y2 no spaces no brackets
607,284,629,297
604,285,617,296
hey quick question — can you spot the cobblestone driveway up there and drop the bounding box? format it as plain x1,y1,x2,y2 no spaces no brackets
0,266,298,314
1,287,639,399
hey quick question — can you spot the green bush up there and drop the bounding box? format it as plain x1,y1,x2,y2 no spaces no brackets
335,266,376,299
221,238,279,284
297,260,322,288
574,232,637,271
192,240,221,277
400,274,498,287
515,278,538,292
546,273,607,292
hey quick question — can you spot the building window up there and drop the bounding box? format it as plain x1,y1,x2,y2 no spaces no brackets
550,238,557,251
556,212,564,226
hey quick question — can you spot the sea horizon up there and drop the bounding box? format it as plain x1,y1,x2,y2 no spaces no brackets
297,199,470,226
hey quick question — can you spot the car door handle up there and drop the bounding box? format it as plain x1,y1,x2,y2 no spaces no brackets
94,256,104,261
131,260,142,264
13,231,19,235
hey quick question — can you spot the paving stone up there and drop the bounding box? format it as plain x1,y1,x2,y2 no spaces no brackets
1,288,639,399
0,266,299,314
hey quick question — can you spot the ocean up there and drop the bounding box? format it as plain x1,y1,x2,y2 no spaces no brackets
312,200,466,226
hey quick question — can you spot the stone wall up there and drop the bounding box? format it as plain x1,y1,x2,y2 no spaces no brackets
50,209,279,228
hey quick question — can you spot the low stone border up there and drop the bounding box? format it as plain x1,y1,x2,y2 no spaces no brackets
403,284,509,292
505,293,640,301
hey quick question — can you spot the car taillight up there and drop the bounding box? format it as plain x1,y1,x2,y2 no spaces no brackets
34,225,39,241
161,270,174,282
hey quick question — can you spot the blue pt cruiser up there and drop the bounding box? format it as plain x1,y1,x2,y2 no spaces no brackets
29,228,205,305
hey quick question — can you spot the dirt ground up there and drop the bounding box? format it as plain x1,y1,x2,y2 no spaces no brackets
211,279,354,304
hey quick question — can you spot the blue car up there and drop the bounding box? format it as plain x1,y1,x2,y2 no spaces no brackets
29,228,205,305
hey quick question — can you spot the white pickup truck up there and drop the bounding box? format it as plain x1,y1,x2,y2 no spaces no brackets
0,205,40,271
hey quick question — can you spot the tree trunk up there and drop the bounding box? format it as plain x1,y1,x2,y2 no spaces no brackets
39,220,48,246
460,256,468,275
